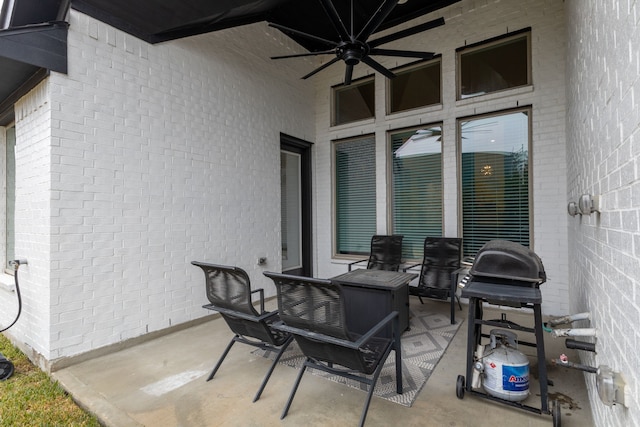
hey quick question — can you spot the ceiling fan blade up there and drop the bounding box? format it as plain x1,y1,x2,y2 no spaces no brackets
271,49,335,60
368,17,445,47
369,48,435,59
344,64,354,85
318,0,351,41
268,22,338,47
356,0,399,42
362,56,396,79
302,57,341,80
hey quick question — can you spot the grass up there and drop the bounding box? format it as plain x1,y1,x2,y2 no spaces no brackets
0,334,100,426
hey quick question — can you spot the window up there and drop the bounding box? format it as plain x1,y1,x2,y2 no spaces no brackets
457,30,531,99
334,135,376,255
332,77,375,126
390,126,443,260
459,109,531,257
388,60,441,114
3,124,15,273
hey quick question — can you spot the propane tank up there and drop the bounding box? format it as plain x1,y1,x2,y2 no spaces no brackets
482,329,530,401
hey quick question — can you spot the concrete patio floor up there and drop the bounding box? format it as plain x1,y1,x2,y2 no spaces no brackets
53,298,596,427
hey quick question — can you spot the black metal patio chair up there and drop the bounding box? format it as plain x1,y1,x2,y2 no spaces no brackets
191,261,293,402
263,271,402,427
348,234,404,271
403,237,463,324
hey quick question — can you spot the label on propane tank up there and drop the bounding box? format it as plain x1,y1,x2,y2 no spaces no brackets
502,364,529,392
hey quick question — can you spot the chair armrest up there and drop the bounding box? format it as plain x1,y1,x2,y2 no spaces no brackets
347,258,368,271
272,311,399,351
450,267,469,292
402,262,422,272
271,322,360,349
202,303,279,322
352,311,399,348
251,288,265,313
462,256,475,266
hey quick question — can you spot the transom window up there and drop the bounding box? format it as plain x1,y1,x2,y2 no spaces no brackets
390,126,443,260
334,135,376,255
457,29,531,99
387,59,441,114
332,77,375,126
459,108,531,256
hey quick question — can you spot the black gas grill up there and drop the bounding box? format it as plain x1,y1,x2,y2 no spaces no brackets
456,240,559,424
469,239,546,286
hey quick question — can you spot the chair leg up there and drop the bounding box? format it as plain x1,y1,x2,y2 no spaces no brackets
281,359,308,419
359,355,389,427
252,336,293,402
417,295,424,304
393,319,403,394
450,296,455,324
206,335,237,381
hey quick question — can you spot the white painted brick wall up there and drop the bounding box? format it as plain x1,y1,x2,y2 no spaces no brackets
566,1,640,425
40,10,315,360
2,81,55,366
313,0,570,315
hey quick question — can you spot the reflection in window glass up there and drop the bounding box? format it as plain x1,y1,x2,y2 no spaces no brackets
334,136,376,255
389,61,441,114
281,151,302,271
458,32,530,99
332,78,375,126
460,110,530,256
391,126,443,260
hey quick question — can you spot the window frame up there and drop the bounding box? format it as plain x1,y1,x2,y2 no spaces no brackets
332,134,377,258
331,76,376,127
456,106,533,257
386,58,442,115
456,28,532,100
387,124,444,262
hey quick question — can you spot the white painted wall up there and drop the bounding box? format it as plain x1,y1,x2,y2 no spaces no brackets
2,81,54,366
566,1,640,425
8,10,315,363
312,0,570,315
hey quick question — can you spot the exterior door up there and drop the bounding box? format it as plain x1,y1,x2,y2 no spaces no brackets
280,134,312,276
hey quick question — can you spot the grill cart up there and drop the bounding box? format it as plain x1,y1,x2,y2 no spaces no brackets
454,240,561,426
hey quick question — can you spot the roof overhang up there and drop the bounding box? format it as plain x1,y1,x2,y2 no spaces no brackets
0,0,70,124
0,21,68,72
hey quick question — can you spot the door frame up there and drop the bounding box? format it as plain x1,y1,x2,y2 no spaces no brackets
280,133,313,277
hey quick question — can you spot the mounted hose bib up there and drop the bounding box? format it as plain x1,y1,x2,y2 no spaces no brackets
0,259,27,380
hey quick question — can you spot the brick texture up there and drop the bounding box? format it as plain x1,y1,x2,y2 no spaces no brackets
566,1,640,425
11,10,315,362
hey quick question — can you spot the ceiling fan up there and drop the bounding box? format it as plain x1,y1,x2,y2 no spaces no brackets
268,0,444,85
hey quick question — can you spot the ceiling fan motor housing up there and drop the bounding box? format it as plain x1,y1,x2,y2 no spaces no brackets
337,41,368,65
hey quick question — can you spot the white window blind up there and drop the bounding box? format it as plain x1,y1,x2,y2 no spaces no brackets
460,110,530,256
391,127,443,260
335,136,376,255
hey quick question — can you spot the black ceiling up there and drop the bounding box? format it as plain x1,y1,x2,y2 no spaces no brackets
71,0,461,48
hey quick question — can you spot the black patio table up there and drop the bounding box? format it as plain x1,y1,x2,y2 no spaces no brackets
331,269,417,338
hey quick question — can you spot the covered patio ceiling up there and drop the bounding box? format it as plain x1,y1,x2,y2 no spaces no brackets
70,0,461,47
71,0,461,85
0,0,461,122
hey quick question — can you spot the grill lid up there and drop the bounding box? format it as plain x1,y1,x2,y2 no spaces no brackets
469,240,546,284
